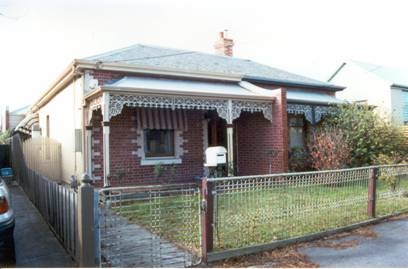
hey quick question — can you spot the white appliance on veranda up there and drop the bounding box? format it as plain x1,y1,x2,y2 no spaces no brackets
204,146,227,177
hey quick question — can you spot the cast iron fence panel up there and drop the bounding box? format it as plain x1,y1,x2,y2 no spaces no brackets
98,184,201,267
11,135,79,262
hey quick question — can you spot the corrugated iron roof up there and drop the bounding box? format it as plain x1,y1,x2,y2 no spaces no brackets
103,76,276,99
287,90,346,105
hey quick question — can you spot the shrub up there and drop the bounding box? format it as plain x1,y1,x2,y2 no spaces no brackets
375,153,407,191
324,103,408,167
288,147,310,172
307,127,351,170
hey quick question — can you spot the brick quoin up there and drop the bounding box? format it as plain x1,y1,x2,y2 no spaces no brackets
236,88,288,175
91,110,104,185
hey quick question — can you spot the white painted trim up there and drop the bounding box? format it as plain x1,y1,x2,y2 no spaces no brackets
141,158,182,166
102,92,110,122
227,126,234,176
202,119,209,177
85,128,92,177
103,125,110,186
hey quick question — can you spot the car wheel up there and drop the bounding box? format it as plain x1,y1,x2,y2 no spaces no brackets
0,235,15,265
6,236,15,263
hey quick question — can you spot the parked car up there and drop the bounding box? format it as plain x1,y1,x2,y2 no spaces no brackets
0,176,15,263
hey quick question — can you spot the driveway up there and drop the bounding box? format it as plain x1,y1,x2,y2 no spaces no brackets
299,217,408,267
0,183,75,267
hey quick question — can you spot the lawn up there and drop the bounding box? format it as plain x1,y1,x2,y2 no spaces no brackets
113,177,408,252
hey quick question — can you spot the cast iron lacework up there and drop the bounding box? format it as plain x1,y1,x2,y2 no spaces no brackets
107,94,273,122
314,106,331,123
287,103,331,124
88,95,103,123
232,100,273,122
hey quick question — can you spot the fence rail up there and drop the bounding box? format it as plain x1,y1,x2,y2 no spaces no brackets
11,135,79,262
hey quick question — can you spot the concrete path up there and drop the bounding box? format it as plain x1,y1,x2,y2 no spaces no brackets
299,218,408,267
100,206,195,267
9,184,76,267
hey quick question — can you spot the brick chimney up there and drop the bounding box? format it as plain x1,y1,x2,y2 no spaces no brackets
214,30,234,57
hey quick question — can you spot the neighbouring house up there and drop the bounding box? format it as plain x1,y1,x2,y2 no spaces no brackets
329,60,408,125
18,31,344,186
1,106,29,133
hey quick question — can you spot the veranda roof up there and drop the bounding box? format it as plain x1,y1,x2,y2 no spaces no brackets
102,76,276,100
287,90,346,105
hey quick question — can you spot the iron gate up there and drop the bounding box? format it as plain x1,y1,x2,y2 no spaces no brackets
98,183,202,267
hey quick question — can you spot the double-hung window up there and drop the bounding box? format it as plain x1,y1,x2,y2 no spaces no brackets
288,115,305,149
136,108,187,165
144,129,175,158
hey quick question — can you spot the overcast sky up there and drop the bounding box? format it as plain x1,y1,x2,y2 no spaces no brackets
1,0,408,111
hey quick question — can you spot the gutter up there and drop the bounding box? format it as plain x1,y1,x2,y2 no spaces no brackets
30,59,344,113
97,86,276,101
29,59,243,113
287,99,345,106
391,83,408,90
30,61,78,113
244,75,345,91
75,59,243,82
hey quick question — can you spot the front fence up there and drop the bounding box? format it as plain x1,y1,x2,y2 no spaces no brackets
10,133,408,267
21,136,62,182
11,135,79,262
376,165,408,216
201,165,408,262
98,184,201,267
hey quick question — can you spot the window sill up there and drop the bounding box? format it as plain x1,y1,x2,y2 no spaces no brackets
140,158,182,166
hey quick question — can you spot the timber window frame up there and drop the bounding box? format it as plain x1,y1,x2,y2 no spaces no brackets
144,129,175,158
137,128,184,166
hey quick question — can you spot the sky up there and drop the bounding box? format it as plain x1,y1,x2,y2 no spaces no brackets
1,0,408,111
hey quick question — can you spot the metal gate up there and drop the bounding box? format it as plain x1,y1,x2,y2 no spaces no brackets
98,183,202,267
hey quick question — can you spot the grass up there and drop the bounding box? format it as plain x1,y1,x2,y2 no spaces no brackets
113,178,408,252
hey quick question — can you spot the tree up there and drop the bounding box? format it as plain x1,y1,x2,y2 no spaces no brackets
0,130,11,144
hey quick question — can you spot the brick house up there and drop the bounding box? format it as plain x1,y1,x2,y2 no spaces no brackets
18,32,344,187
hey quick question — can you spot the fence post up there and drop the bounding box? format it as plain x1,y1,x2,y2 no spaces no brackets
78,174,99,267
368,167,378,218
201,177,214,263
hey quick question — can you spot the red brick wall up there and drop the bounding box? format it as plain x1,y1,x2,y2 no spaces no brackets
90,70,122,85
236,89,288,175
105,107,205,186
